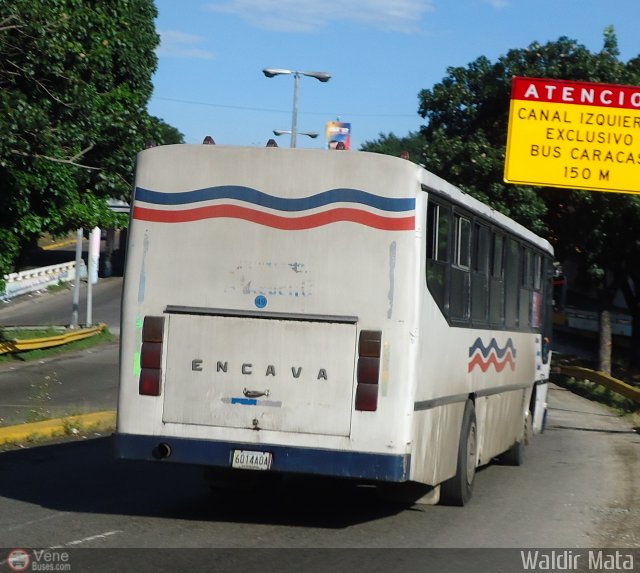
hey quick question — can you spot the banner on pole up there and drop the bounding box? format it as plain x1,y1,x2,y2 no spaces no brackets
326,121,351,150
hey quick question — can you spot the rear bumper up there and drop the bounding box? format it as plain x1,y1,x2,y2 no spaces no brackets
114,433,410,482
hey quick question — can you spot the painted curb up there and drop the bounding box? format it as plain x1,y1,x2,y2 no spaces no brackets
42,239,77,251
0,411,116,446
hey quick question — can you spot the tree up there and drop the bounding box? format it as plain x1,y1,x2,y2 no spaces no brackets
360,131,425,162
0,0,180,288
143,115,185,150
416,28,640,370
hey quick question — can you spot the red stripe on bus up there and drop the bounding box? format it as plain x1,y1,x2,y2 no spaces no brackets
468,353,516,373
133,205,415,231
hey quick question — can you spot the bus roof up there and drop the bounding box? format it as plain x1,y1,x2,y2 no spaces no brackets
135,144,553,256
415,161,553,256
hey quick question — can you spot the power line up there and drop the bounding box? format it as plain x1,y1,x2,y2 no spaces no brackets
153,96,418,119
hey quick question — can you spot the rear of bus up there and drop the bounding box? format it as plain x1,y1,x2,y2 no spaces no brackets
115,145,420,483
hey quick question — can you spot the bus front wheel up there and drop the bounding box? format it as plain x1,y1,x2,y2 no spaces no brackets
440,400,477,506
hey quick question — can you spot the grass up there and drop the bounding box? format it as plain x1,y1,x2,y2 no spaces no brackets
0,327,115,365
46,280,72,294
0,327,66,341
556,374,638,412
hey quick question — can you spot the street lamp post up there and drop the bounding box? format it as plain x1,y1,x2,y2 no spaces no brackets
273,129,318,141
263,68,331,148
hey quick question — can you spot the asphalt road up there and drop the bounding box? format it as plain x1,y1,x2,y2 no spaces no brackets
0,276,123,335
0,385,638,559
0,278,122,427
1,276,639,570
0,342,119,426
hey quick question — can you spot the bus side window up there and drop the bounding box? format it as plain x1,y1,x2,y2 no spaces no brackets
471,223,490,323
454,215,471,270
489,231,505,325
427,201,449,262
450,213,471,321
523,251,544,329
530,253,544,328
533,253,542,291
504,238,520,329
426,201,450,313
519,247,534,328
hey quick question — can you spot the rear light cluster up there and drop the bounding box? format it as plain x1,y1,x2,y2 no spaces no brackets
139,316,165,396
355,330,382,411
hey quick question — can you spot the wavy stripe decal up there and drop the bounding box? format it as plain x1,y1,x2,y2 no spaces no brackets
468,338,517,360
133,205,415,231
468,353,516,373
133,185,416,230
135,186,416,213
468,337,516,373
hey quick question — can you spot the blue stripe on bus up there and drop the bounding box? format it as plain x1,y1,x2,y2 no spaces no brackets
468,337,517,359
115,433,410,482
231,398,257,406
135,186,416,213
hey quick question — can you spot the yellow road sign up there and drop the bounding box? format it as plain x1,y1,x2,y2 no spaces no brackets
504,77,640,194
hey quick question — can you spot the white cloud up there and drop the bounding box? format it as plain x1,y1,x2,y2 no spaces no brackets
158,30,216,59
205,0,435,33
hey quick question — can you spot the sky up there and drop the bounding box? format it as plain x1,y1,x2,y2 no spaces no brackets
148,0,640,150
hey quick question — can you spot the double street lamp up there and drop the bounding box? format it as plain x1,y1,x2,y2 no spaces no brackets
263,68,331,148
273,129,318,141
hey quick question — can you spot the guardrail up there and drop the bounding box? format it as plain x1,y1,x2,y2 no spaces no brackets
558,365,640,405
2,261,87,301
0,323,107,355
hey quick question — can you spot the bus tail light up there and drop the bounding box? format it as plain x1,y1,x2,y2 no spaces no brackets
355,330,381,411
139,316,165,396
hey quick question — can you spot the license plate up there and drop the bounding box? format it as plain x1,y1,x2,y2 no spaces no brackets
231,449,273,471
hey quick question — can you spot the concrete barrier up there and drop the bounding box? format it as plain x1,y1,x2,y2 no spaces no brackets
1,261,87,301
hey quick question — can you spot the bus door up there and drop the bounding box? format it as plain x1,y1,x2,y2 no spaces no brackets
159,309,358,436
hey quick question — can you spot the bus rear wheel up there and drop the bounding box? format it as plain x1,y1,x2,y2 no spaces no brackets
499,410,531,467
440,400,477,506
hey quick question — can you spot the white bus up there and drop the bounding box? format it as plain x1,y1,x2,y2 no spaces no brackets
115,143,553,505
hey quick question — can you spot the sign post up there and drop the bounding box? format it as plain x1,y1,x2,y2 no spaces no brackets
504,76,640,194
